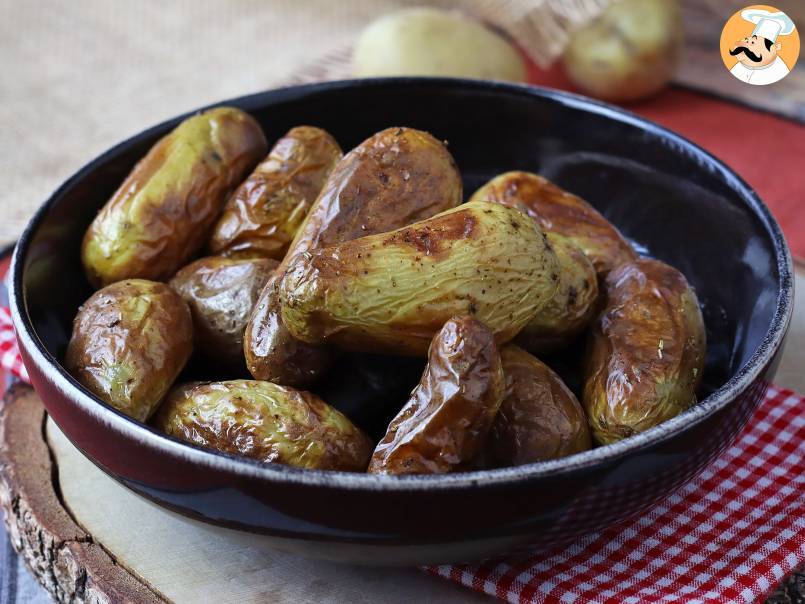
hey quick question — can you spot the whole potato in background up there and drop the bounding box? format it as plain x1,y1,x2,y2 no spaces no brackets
584,258,706,445
244,126,462,386
562,0,682,103
154,380,373,471
469,171,636,280
65,279,193,421
209,126,342,260
280,201,560,356
169,255,278,368
368,316,504,475
353,7,526,82
485,346,591,466
82,107,267,287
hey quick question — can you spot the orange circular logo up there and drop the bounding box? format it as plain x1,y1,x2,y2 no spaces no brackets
720,4,799,85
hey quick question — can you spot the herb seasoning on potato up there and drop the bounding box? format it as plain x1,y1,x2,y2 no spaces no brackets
65,279,193,421
209,126,343,260
583,258,705,445
82,107,267,287
368,316,504,475
154,380,373,471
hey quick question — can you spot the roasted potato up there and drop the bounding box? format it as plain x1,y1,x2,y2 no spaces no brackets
154,380,373,471
82,107,267,287
469,171,636,280
368,316,504,474
583,258,705,445
485,346,591,466
515,233,598,354
65,279,193,421
280,201,560,355
209,126,342,260
169,255,278,367
244,126,463,385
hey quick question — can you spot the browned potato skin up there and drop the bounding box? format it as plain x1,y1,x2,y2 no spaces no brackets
82,107,267,287
169,255,278,367
469,171,636,280
209,126,343,260
368,316,504,475
154,380,373,471
244,127,462,386
583,258,706,445
65,279,193,422
485,346,591,466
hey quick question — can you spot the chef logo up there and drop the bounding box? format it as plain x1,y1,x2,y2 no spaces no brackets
720,5,799,85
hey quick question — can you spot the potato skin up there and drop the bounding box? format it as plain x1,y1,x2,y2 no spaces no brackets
486,346,591,466
583,258,706,445
82,107,267,287
153,380,373,471
169,255,278,367
368,316,504,474
64,279,193,421
280,201,560,355
209,126,342,260
244,127,462,385
469,171,636,280
516,234,599,354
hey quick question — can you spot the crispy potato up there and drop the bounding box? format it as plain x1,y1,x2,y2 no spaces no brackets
209,126,342,260
65,279,193,421
515,234,599,354
583,258,705,445
469,171,636,280
169,255,278,367
485,346,591,466
82,107,267,287
154,380,373,471
280,201,560,355
368,316,504,474
244,126,462,385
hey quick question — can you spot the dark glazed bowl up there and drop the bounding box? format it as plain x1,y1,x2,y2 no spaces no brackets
10,78,793,565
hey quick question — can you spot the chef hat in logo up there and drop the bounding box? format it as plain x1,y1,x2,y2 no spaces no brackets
741,9,796,42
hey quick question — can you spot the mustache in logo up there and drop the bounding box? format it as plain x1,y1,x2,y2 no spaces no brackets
730,46,763,62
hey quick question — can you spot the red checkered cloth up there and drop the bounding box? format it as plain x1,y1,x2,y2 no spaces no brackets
0,306,28,383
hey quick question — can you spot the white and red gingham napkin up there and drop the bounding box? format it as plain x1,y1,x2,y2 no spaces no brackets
0,267,802,603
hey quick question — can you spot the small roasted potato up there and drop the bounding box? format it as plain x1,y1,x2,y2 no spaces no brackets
485,346,591,466
169,255,278,367
583,258,706,445
244,126,463,385
368,316,504,474
515,234,599,354
209,126,343,260
280,201,560,356
64,279,193,421
154,380,373,471
469,171,636,280
82,107,267,287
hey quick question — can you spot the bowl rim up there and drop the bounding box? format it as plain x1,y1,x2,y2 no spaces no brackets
10,76,794,492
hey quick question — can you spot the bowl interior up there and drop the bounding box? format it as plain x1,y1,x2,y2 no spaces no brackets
17,79,784,441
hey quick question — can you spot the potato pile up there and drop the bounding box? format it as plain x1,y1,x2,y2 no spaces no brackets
66,106,706,474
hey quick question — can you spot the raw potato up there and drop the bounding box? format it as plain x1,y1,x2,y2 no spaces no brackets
485,346,591,466
244,126,462,385
583,258,705,445
64,279,193,422
562,0,682,103
169,255,278,367
209,126,343,260
154,380,373,471
368,316,504,475
470,171,636,280
354,8,526,82
516,233,598,354
280,201,560,355
82,107,267,287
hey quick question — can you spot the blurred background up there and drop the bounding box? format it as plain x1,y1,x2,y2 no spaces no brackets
1,0,803,255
